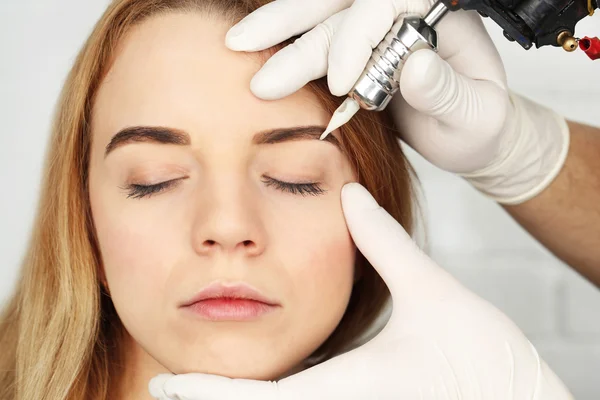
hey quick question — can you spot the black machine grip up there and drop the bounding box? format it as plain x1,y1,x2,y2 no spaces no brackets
441,0,598,49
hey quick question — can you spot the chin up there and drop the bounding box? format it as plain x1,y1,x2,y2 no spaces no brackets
171,356,294,381
163,336,308,381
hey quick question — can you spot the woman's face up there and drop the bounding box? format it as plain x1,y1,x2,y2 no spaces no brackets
88,12,356,381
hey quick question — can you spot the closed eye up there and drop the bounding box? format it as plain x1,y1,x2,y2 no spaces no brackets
262,176,325,196
120,176,326,200
120,178,185,199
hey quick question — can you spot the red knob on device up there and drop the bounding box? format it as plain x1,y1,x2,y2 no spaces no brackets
579,36,600,60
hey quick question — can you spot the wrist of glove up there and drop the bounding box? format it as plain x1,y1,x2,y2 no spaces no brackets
460,91,570,205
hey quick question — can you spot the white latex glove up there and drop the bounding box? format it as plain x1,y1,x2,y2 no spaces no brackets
222,0,569,205
149,183,573,400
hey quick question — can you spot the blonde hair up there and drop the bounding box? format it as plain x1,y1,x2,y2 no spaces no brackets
0,0,417,398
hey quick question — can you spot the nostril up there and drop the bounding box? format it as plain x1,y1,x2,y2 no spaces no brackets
242,240,253,247
204,240,216,246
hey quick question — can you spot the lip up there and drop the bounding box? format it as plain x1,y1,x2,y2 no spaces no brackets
180,282,280,321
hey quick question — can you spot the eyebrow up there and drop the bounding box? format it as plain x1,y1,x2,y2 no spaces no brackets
252,126,340,147
104,125,340,158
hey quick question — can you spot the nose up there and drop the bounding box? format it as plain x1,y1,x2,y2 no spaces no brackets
192,178,266,257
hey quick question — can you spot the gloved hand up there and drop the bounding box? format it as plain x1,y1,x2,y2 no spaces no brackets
222,0,569,205
149,183,573,400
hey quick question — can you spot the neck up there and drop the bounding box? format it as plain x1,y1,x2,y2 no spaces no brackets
116,333,170,400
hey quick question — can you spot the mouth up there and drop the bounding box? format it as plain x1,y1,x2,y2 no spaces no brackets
180,281,280,322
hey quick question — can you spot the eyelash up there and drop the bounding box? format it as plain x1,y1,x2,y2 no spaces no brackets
261,177,325,197
122,179,181,199
122,176,325,199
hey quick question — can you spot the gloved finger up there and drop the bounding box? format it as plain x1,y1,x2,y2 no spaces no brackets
157,373,280,400
225,0,353,52
399,48,508,137
341,183,459,302
326,0,400,95
433,11,506,86
250,11,347,100
148,373,175,399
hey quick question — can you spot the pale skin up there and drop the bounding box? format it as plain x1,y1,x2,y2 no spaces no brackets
88,12,357,399
505,120,600,287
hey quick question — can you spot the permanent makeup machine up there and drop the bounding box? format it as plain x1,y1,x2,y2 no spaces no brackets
321,0,599,138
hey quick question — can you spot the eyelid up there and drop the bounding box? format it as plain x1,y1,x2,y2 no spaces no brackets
127,175,186,187
126,164,191,183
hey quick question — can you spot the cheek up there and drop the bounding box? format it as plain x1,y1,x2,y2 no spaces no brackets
275,198,356,339
290,221,355,297
89,186,185,329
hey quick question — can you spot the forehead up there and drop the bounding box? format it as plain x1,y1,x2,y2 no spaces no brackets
92,11,329,142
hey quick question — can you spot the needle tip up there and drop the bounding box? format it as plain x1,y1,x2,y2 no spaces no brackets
319,98,360,141
319,128,333,141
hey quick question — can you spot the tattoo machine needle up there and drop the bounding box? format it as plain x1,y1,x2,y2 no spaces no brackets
320,1,449,140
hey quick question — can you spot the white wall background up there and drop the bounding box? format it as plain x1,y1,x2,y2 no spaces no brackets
1,1,599,398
